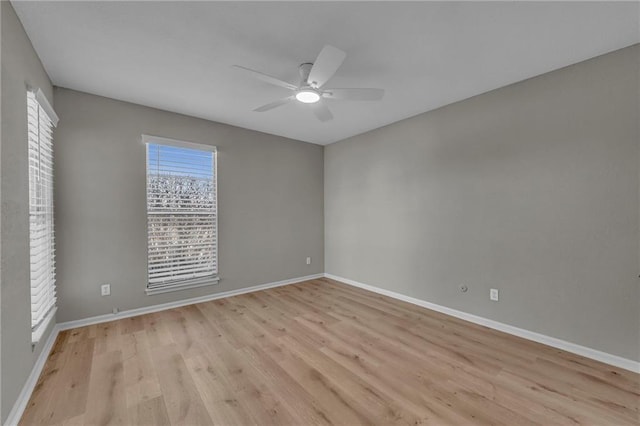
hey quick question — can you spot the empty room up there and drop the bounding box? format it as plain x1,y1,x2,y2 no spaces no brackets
1,1,639,425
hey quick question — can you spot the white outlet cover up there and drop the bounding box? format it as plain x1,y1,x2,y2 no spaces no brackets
490,288,499,301
306,257,311,265
101,284,111,296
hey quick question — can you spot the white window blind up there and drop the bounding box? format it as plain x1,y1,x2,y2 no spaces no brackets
145,136,218,294
28,89,58,342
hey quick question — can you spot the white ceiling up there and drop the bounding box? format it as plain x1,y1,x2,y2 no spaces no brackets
12,1,640,145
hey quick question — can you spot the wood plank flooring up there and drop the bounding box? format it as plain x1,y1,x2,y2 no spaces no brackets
20,278,640,425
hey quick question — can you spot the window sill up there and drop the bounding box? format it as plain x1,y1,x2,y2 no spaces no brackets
32,307,57,345
145,276,220,296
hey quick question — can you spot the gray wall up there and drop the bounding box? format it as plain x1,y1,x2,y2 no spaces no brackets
53,88,324,323
0,2,56,422
325,45,640,362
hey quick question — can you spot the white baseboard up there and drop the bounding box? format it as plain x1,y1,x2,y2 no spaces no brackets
58,273,324,330
4,273,323,426
324,273,640,374
4,324,61,426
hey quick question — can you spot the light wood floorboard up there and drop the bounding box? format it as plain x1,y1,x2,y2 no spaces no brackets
20,278,640,425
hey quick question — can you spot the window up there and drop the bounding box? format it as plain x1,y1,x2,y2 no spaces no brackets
145,135,218,295
28,89,59,343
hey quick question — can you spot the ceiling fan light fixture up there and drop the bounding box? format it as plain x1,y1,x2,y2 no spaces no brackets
295,90,320,104
236,45,384,121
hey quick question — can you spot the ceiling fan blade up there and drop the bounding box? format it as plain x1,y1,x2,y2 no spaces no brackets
323,88,385,101
307,45,346,89
311,102,333,122
233,65,298,91
253,96,295,112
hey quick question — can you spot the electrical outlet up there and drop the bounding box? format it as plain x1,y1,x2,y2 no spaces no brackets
490,288,499,301
101,284,111,296
306,257,311,265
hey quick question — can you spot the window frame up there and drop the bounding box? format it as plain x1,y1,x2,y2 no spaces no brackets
143,134,219,295
27,88,59,343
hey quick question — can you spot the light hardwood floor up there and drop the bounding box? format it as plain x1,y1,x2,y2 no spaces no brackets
20,278,639,425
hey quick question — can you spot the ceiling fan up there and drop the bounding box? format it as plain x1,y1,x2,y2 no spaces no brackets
233,45,384,122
